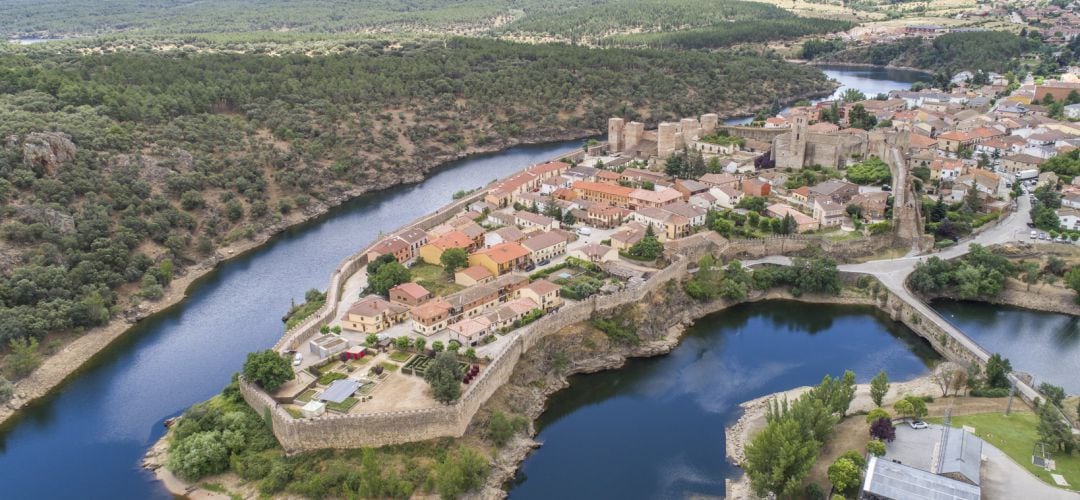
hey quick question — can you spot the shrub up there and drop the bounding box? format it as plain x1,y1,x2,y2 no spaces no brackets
242,350,293,391
865,407,890,424
0,376,13,404
969,387,1010,397
867,439,886,457
167,430,229,480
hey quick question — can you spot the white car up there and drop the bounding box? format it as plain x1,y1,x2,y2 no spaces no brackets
292,352,303,366
576,227,592,236
909,420,928,430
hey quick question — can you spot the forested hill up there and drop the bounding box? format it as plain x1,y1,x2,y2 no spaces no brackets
812,31,1044,74
0,38,834,349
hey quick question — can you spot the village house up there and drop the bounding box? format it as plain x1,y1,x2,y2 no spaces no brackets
930,159,966,182
937,130,974,154
610,222,647,250
410,298,452,336
514,211,560,233
674,179,711,200
444,284,500,320
1000,153,1045,176
630,207,690,240
454,265,495,287
568,243,619,263
765,203,819,233
469,242,531,276
850,192,890,221
629,187,683,209
521,231,568,264
955,169,1003,198
710,185,744,209
518,279,562,312
419,230,475,265
791,186,811,205
481,298,538,333
697,172,740,189
688,191,717,211
448,317,492,347
620,167,670,187
393,228,428,258
341,295,409,334
484,225,526,248
572,181,635,208
366,237,413,265
809,180,860,205
388,282,432,307
1057,208,1080,231
586,203,630,228
813,198,847,228
741,178,771,197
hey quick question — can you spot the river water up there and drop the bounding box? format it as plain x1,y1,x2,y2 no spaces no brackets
508,301,940,499
0,65,1042,499
0,141,582,499
933,300,1080,394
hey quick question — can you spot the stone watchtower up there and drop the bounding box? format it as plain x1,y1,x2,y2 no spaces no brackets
657,122,680,158
700,113,719,137
608,117,626,153
625,121,644,153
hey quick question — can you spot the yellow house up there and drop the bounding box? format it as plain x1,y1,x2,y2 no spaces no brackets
468,242,530,276
518,279,562,312
418,230,473,265
340,295,408,334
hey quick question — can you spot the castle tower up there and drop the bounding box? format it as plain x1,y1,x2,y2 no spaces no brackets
608,117,626,153
657,122,678,159
680,118,701,144
790,113,808,155
700,113,718,136
625,121,644,153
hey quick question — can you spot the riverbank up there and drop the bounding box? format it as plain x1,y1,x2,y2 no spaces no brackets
801,60,936,76
0,127,591,430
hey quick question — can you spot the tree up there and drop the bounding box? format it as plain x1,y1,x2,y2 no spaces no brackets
848,103,877,130
167,430,230,480
7,337,42,378
434,447,488,499
627,225,663,260
930,364,955,397
985,353,1012,389
870,417,896,442
366,253,396,275
365,334,379,346
394,336,411,350
1038,383,1066,408
440,248,469,277
432,340,445,353
1037,402,1075,454
0,376,13,404
242,350,293,391
836,370,857,417
369,261,410,296
828,456,862,494
865,407,890,425
893,396,927,420
424,351,461,404
867,439,887,457
744,418,819,498
841,88,866,102
1066,267,1080,304
488,410,526,447
414,338,426,352
870,370,889,406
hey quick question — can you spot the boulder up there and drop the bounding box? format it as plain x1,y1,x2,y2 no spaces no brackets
21,132,76,176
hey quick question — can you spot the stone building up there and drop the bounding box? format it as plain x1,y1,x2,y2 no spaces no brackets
772,112,870,169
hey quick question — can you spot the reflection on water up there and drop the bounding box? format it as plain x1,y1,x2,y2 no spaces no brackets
933,300,1080,393
510,301,939,499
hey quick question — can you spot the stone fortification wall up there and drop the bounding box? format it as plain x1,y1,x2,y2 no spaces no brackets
715,125,786,143
242,253,697,452
722,234,897,262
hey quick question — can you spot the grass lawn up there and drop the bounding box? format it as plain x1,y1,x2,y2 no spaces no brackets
317,371,348,385
930,411,1080,490
388,350,413,363
296,389,317,403
410,262,465,296
285,406,303,419
326,397,359,413
380,361,400,372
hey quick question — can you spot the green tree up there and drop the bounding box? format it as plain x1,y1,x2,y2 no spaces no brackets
828,456,862,494
865,407,890,425
867,439,886,457
744,418,819,498
1065,267,1080,304
242,350,293,391
627,225,663,260
893,396,927,420
7,337,42,378
424,351,461,404
870,370,889,407
434,447,488,499
1037,402,1076,453
369,261,411,296
488,410,526,447
440,248,469,277
1038,383,1066,408
985,353,1012,389
167,430,229,480
0,375,13,404
365,334,379,346
841,88,866,102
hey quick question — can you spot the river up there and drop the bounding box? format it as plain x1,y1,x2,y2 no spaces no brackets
933,300,1080,394
724,64,930,125
0,141,582,499
508,301,941,499
0,65,1025,499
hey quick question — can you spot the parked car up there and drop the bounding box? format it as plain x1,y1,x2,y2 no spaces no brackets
577,227,592,236
292,352,303,366
909,420,928,430
537,258,551,266
523,263,536,272
1030,230,1038,239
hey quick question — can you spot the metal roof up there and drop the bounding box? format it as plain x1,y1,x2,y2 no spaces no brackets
318,379,360,404
863,456,980,500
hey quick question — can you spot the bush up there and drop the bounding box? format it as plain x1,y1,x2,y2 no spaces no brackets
435,447,488,499
865,407,890,424
0,376,13,404
488,411,528,447
168,430,230,480
242,350,293,391
969,387,1010,397
867,439,886,457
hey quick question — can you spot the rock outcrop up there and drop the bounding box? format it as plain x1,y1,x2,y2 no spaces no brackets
20,132,77,176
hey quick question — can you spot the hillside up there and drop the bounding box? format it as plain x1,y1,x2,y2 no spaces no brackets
0,37,835,353
815,31,1042,74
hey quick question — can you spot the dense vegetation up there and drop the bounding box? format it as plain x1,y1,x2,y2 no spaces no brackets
165,377,492,497
744,371,856,498
821,31,1042,74
907,244,1016,300
603,18,852,50
0,38,832,361
685,255,842,300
